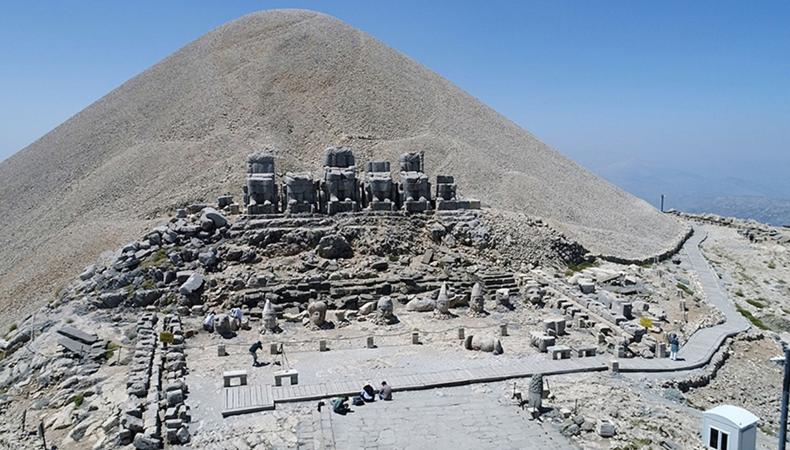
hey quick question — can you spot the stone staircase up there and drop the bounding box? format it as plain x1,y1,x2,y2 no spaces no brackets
475,272,518,298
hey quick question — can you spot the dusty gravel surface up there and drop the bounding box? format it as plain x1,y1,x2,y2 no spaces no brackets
0,9,682,327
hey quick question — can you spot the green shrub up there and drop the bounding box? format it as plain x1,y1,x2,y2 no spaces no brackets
768,261,776,269
565,260,597,276
105,341,120,360
676,282,694,297
746,299,766,309
4,323,17,339
735,289,745,297
141,249,168,269
73,393,84,407
736,305,768,330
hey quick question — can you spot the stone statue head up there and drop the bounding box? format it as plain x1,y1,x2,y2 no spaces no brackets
435,283,450,314
308,301,327,327
373,296,397,325
469,282,485,314
377,296,394,319
262,299,277,331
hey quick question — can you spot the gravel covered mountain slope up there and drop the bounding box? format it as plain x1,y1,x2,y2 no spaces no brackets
0,9,684,326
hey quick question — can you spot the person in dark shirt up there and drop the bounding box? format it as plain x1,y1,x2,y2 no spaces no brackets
331,396,351,415
360,384,376,402
249,341,263,366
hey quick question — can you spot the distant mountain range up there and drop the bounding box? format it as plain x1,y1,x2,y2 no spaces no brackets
671,195,790,227
591,160,790,226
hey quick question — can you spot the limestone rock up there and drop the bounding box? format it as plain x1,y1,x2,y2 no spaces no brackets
179,273,204,296
202,207,228,228
213,314,233,336
176,425,191,444
598,421,616,437
316,234,352,259
406,297,435,312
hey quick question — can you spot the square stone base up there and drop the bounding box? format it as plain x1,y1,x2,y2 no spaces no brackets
369,201,397,211
247,203,277,215
327,200,359,215
403,200,430,213
286,203,315,214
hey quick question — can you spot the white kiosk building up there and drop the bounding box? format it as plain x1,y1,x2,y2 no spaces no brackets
701,405,759,450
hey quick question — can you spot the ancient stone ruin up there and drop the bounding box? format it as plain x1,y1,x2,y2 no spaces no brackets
363,161,397,211
242,147,479,215
243,152,278,215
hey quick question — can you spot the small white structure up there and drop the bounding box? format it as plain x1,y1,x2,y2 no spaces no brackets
701,405,759,450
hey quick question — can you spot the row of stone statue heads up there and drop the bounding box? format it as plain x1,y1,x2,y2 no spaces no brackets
242,147,479,215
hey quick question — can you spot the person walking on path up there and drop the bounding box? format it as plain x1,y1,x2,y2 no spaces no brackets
669,334,680,361
249,341,263,366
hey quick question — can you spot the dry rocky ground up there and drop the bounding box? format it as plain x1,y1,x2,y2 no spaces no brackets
0,206,785,449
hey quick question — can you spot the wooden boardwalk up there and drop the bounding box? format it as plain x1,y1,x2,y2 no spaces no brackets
222,384,275,417
222,226,752,417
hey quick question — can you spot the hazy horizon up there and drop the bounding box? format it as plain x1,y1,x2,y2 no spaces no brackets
2,1,788,222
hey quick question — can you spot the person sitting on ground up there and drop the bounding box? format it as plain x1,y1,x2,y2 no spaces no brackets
360,384,376,402
330,396,351,415
230,307,244,329
379,381,392,401
249,340,263,367
203,311,216,332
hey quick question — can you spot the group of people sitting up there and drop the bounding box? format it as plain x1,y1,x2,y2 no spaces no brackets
202,307,244,332
329,381,392,415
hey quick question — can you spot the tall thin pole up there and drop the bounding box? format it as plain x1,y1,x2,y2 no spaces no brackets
779,348,790,450
660,194,665,213
38,421,47,450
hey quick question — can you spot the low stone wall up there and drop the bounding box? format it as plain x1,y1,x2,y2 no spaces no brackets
161,314,191,445
596,221,693,266
120,312,160,448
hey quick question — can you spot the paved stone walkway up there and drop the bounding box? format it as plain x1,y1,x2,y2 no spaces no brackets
296,385,576,450
222,226,750,418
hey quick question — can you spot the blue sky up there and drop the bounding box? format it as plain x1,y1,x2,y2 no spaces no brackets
1,1,788,206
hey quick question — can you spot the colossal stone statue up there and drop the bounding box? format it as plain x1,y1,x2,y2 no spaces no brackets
435,175,458,210
398,152,431,213
245,152,279,215
363,161,397,211
321,146,360,214
283,172,318,214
